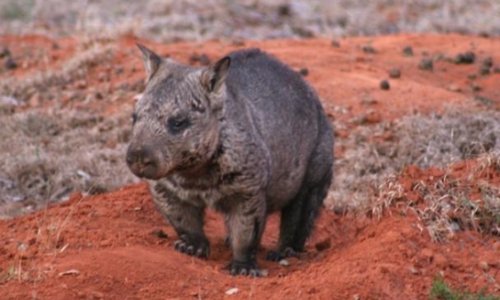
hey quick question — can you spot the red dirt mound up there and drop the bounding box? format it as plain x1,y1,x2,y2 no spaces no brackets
1,182,498,299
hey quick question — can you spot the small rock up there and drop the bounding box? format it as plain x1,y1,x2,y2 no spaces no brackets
358,110,382,124
493,67,500,73
467,74,477,80
409,266,420,275
454,51,476,64
0,47,11,58
279,259,290,267
58,269,80,277
379,80,390,90
225,287,239,296
231,39,245,46
362,45,376,54
419,58,433,71
478,261,489,271
152,229,168,239
189,53,210,66
402,46,414,56
479,65,490,76
277,4,291,16
115,66,124,75
299,68,309,76
75,80,87,89
99,240,111,247
421,248,434,261
331,40,341,48
447,85,461,92
4,56,17,69
388,68,401,79
482,57,493,68
315,238,331,251
471,83,481,92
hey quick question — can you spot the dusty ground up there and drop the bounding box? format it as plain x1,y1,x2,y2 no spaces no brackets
0,34,499,299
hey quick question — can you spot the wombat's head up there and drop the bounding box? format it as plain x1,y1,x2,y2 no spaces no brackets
126,44,230,180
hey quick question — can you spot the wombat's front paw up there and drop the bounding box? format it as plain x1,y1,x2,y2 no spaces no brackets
227,260,262,277
265,247,299,262
174,234,210,258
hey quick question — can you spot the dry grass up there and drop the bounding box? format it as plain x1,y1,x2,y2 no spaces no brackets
1,0,499,40
0,109,137,219
0,43,115,103
327,109,500,213
412,152,499,241
374,151,499,241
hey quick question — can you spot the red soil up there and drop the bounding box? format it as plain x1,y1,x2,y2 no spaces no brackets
1,34,499,299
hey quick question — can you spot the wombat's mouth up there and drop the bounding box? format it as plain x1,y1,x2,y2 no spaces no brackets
127,162,168,180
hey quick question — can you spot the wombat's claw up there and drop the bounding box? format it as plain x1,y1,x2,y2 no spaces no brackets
227,260,262,277
173,239,209,258
265,247,299,261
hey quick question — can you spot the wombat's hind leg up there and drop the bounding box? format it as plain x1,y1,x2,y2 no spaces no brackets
266,168,332,261
226,195,266,276
266,189,308,261
292,168,332,252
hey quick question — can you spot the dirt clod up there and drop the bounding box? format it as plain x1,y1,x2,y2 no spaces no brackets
380,80,390,90
152,229,168,239
419,58,433,71
362,45,376,54
478,261,489,271
454,51,476,64
402,46,414,56
315,238,332,251
189,53,211,66
299,67,309,76
4,56,17,70
0,47,11,58
388,68,401,78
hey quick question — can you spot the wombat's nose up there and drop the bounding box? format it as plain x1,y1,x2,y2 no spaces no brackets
126,145,158,178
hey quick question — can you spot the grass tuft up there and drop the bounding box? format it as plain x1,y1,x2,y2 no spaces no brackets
430,277,499,300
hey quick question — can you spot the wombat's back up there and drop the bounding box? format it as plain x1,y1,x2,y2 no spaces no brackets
224,49,332,209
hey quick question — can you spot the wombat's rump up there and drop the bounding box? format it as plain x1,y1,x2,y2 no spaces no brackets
126,45,333,276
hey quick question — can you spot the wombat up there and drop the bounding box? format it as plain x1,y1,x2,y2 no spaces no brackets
126,44,334,276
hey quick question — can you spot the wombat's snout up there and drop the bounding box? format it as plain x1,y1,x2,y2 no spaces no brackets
126,145,160,179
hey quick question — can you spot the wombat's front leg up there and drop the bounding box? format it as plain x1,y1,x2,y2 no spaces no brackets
225,194,266,276
151,184,209,258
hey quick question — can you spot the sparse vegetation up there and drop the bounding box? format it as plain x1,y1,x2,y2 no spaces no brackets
0,109,137,218
1,0,499,40
328,110,500,212
430,277,499,300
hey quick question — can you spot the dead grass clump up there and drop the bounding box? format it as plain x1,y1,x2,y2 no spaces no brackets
327,110,500,212
375,151,500,241
0,43,114,103
0,109,137,219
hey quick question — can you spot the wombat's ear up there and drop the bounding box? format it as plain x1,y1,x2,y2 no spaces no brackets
137,43,161,81
201,56,231,93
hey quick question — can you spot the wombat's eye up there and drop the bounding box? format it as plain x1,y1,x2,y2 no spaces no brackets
167,116,191,134
131,113,138,125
